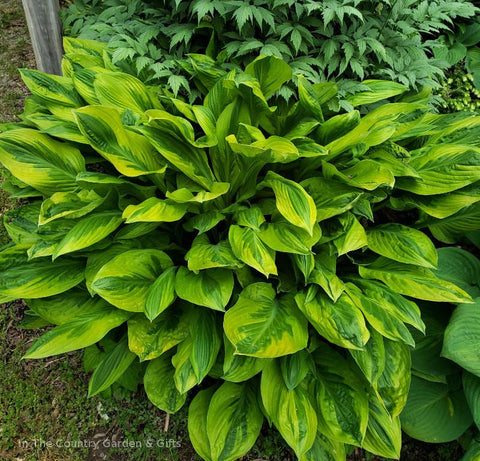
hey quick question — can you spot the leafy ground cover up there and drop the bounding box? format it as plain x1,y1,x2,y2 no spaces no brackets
0,1,474,460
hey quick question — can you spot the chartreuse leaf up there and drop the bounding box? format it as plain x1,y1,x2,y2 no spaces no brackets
39,190,105,225
363,393,401,459
206,382,264,461
280,350,312,391
185,235,242,273
359,257,473,303
123,198,188,223
222,336,268,383
442,299,480,377
376,340,411,417
244,55,292,98
91,249,173,312
309,255,344,302
94,71,159,113
167,182,230,203
233,206,265,231
184,211,224,234
224,283,308,358
350,328,386,386
0,246,85,303
367,223,438,268
20,69,84,107
260,171,317,235
300,431,346,461
346,283,415,346
313,345,369,445
145,266,177,321
53,211,123,258
463,372,480,430
295,286,369,350
0,128,85,195
144,353,187,413
23,307,130,359
128,308,188,361
301,177,362,221
401,376,473,443
228,225,277,277
258,221,321,255
27,289,108,325
347,80,407,106
175,267,234,312
189,387,215,461
88,336,136,396
333,213,367,255
261,361,317,458
3,202,40,244
75,106,166,177
172,336,198,394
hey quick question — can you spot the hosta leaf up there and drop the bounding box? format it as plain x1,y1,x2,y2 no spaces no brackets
347,80,407,106
184,210,225,234
53,211,123,258
260,171,317,234
359,257,472,303
123,198,188,223
224,282,308,358
3,202,40,244
75,106,166,176
280,350,312,391
91,249,173,312
222,337,268,383
228,225,277,277
39,189,105,225
295,287,369,350
332,213,367,256
244,55,292,98
175,267,234,312
367,224,437,268
23,308,130,359
189,387,215,461
0,128,85,195
206,382,264,461
346,283,415,346
301,177,362,221
350,328,386,385
145,266,177,321
463,372,480,430
300,432,346,461
88,336,136,396
128,309,188,361
94,71,158,113
363,394,401,459
233,206,265,231
0,247,85,302
261,361,317,458
258,221,321,255
172,336,198,394
185,234,242,273
443,299,480,377
166,182,229,203
144,354,187,413
401,376,473,443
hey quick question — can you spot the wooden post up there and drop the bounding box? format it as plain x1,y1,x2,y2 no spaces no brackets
22,0,63,75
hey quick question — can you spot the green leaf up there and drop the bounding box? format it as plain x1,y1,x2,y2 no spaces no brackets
185,235,242,273
88,336,136,396
75,106,166,177
367,224,437,268
332,213,367,256
280,350,312,391
244,55,292,98
224,282,308,358
175,267,233,312
295,287,369,350
167,182,230,203
228,225,277,277
91,249,173,312
401,376,473,443
350,328,386,385
123,198,188,223
144,354,187,413
0,128,85,195
443,299,480,377
53,211,123,258
207,383,264,461
359,257,473,303
260,171,317,235
128,309,188,361
189,387,215,461
261,361,317,458
463,372,480,430
24,308,130,359
145,266,177,321
347,80,407,106
222,337,268,383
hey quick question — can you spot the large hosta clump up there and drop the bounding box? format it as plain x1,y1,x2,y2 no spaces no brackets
0,38,479,460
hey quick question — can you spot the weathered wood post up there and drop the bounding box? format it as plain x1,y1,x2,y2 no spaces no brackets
22,0,63,75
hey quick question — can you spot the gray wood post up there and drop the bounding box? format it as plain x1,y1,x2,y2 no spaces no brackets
22,0,63,75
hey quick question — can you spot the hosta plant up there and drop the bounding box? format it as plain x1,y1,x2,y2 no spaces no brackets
1,38,480,460
401,247,480,460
